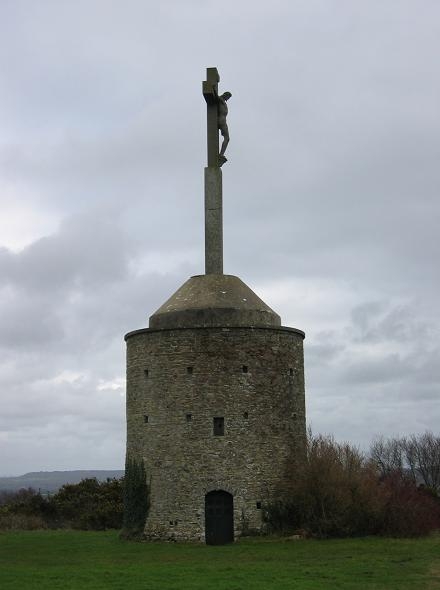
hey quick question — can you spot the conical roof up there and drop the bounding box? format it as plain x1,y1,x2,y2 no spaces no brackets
149,274,281,330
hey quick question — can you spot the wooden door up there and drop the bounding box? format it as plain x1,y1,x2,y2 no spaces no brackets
205,490,234,545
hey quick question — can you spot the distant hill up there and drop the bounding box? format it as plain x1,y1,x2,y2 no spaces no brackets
0,470,124,494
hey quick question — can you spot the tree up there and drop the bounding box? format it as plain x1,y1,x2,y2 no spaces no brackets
370,435,405,479
370,431,440,494
122,456,149,539
265,431,382,537
53,477,123,529
403,432,440,493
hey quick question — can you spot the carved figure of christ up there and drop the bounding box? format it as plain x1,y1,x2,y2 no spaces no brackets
203,68,231,167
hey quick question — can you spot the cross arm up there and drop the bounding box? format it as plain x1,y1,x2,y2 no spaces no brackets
203,67,220,105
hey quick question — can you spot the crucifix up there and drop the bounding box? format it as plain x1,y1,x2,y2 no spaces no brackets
202,67,232,275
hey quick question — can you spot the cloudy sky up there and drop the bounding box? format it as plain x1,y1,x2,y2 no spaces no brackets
1,1,439,476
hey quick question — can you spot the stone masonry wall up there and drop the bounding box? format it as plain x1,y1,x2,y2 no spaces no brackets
125,325,305,542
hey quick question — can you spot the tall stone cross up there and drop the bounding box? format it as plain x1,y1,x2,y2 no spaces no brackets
202,67,231,275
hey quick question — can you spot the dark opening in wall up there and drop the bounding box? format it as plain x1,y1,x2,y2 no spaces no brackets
242,365,248,373
186,413,192,422
213,417,224,436
144,369,149,378
289,368,294,376
187,366,193,375
243,411,249,419
144,415,149,423
256,501,262,509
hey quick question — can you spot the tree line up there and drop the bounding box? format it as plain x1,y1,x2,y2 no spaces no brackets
1,432,439,537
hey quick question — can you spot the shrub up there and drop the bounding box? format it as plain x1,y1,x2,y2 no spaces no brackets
54,478,123,530
265,431,440,539
265,432,382,537
0,513,48,530
378,472,440,537
121,456,149,539
0,479,124,531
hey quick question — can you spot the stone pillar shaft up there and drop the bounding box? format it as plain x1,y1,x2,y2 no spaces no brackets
206,101,219,167
204,167,223,274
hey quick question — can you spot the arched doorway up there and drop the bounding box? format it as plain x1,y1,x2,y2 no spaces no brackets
205,490,234,545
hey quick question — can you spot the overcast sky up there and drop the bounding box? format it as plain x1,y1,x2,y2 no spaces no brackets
1,0,439,476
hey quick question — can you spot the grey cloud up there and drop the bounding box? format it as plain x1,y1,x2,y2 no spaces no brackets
1,210,133,291
341,354,407,386
306,340,346,368
0,289,62,349
2,416,125,474
349,302,429,344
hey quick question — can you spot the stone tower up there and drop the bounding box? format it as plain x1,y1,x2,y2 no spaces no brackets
125,68,306,544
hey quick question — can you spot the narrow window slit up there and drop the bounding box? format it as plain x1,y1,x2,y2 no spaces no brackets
213,417,224,436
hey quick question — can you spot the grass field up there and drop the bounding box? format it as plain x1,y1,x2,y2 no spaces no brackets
0,531,439,590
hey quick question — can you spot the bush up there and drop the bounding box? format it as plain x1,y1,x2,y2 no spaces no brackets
265,432,383,537
0,488,57,529
0,479,124,531
378,472,440,537
121,456,149,539
0,513,48,530
264,431,440,538
54,478,123,530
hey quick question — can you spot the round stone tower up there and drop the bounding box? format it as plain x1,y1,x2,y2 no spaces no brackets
124,68,306,544
125,274,305,542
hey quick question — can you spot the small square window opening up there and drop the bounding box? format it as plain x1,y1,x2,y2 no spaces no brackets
187,366,193,375
242,365,248,373
213,416,224,436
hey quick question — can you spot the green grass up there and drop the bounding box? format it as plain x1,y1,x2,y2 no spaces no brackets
0,531,439,590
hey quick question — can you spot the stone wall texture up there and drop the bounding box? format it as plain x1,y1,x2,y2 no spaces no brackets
125,323,306,542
